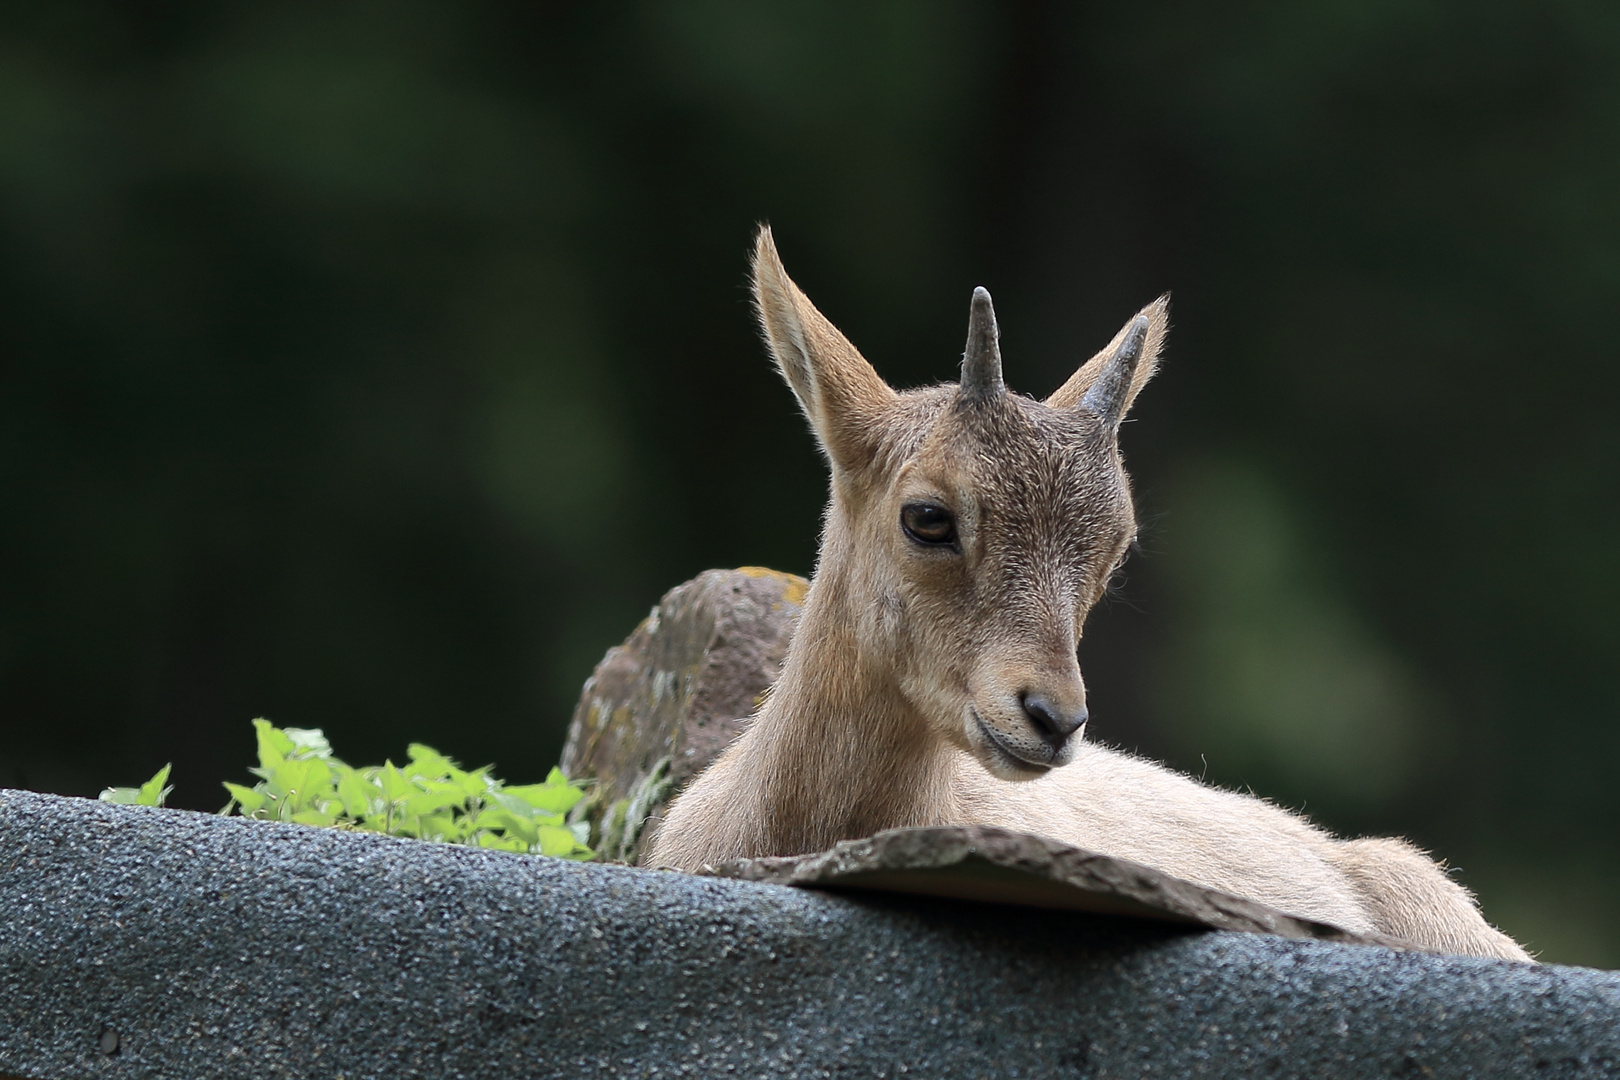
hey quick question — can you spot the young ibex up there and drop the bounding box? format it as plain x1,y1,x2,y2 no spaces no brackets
651,227,1529,962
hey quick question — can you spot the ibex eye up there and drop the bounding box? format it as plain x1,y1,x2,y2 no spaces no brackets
901,502,958,547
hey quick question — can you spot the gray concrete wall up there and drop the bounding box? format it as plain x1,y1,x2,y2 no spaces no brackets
1,788,1617,1079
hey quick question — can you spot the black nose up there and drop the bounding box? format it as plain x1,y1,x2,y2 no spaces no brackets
1019,692,1088,751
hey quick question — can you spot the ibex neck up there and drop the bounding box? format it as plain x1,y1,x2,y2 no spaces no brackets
737,534,960,856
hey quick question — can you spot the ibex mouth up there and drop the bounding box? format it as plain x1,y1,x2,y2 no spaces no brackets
973,712,1053,776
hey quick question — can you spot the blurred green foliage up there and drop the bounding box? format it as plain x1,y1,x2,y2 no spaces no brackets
2,2,1618,965
99,719,592,858
98,761,172,808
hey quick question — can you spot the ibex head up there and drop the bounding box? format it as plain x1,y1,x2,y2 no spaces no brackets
752,227,1167,781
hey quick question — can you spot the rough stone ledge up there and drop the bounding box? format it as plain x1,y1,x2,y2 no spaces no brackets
3,789,1619,1080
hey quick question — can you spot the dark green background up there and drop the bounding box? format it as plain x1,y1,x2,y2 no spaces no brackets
2,2,1615,966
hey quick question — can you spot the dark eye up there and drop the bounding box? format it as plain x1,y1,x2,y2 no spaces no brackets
901,502,958,547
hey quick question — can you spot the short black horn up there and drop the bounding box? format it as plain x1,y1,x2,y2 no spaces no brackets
1081,315,1149,427
959,286,1005,404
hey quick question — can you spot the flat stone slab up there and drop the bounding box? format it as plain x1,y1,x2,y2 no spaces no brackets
4,788,1620,1080
712,825,1409,950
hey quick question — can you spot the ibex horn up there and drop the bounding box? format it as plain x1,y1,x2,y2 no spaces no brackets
959,286,1005,404
1081,315,1149,427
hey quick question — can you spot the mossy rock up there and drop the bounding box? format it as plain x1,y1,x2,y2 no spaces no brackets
561,567,806,863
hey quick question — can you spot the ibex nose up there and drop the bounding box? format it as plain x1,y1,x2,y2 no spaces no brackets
1019,692,1088,752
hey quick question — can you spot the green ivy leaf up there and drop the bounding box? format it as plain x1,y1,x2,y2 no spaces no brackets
272,757,332,813
378,761,413,805
416,812,465,841
441,766,488,800
222,782,266,817
404,743,456,781
253,718,294,772
536,823,583,857
475,831,528,852
284,727,333,758
136,764,173,807
489,791,539,820
101,765,173,807
336,768,376,819
495,809,539,845
467,807,506,831
290,808,337,827
501,782,582,815
404,788,465,821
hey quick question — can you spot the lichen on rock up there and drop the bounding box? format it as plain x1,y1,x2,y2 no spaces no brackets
560,568,806,863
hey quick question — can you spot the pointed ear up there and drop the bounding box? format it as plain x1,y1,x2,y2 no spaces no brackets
753,225,895,473
1045,295,1170,424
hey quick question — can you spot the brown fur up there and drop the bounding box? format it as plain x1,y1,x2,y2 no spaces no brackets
649,226,1530,962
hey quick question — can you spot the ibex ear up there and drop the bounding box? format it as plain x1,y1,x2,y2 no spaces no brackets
1045,295,1170,427
752,225,896,473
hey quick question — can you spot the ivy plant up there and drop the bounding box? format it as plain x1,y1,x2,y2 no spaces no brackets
98,762,173,808
99,718,593,860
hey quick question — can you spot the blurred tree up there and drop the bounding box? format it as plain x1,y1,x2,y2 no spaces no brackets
0,0,1615,965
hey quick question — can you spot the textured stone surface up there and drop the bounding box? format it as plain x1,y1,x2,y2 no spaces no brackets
561,567,806,862
714,825,1408,950
5,788,1620,1080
